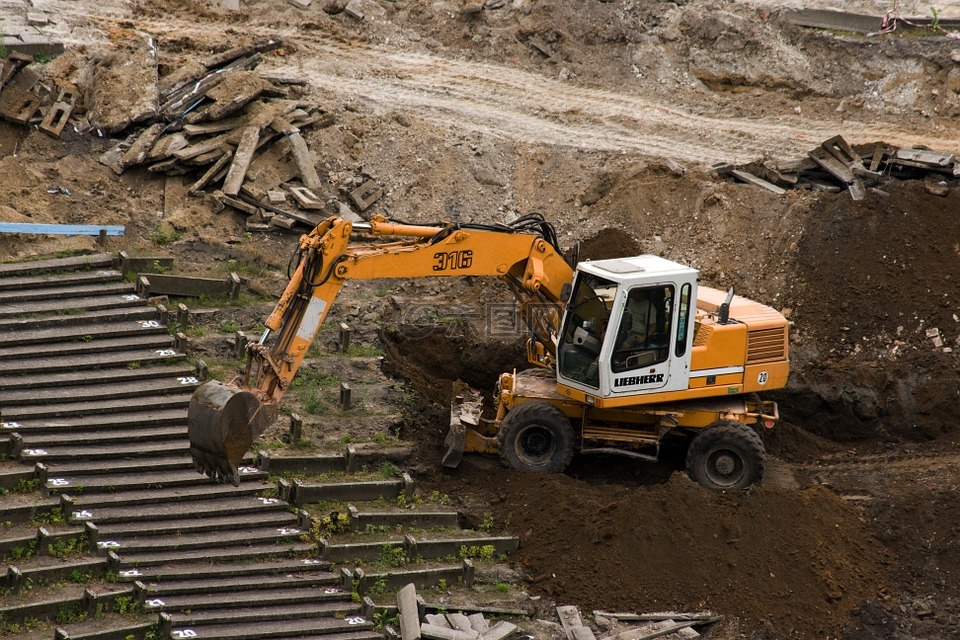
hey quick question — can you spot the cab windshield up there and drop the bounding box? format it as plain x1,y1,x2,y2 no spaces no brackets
558,272,616,388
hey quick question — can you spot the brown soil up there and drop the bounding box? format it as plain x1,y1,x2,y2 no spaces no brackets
3,0,960,638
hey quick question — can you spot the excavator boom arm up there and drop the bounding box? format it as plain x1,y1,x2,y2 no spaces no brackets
188,214,573,482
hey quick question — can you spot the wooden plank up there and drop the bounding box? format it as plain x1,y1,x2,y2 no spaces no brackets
183,117,244,137
605,620,700,640
0,223,124,236
222,126,261,196
729,170,786,195
807,148,854,184
217,193,261,216
189,148,233,194
287,131,322,190
895,147,954,167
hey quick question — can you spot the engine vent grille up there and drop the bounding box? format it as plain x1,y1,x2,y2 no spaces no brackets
693,323,712,347
747,327,787,363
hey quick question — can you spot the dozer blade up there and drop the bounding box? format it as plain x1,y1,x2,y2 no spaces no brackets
187,381,278,485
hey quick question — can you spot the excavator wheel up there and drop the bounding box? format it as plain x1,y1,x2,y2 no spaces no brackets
685,420,765,490
498,401,574,474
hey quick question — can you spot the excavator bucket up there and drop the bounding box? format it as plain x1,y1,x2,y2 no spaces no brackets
188,381,278,485
442,386,485,468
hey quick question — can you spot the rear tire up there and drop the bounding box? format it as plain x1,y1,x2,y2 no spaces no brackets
498,401,575,473
686,421,765,490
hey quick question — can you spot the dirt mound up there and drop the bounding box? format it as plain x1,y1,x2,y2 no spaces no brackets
776,181,960,443
475,470,890,639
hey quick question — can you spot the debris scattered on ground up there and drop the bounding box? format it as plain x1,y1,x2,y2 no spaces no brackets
718,135,958,200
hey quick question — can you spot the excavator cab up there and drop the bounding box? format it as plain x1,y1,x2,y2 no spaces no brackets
557,256,698,400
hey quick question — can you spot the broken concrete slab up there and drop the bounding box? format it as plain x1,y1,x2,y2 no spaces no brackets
88,31,159,134
286,0,313,7
286,131,323,190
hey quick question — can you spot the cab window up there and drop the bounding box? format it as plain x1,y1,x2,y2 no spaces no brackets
558,272,616,388
611,285,674,373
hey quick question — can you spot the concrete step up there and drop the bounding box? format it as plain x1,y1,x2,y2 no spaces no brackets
67,493,284,526
2,377,199,406
0,281,134,304
0,269,123,292
47,467,260,496
0,319,169,348
3,393,193,420
351,508,460,531
0,586,86,627
3,408,186,433
293,477,408,506
0,364,195,392
41,454,193,478
116,558,333,584
165,616,376,640
0,292,146,319
92,510,298,539
0,305,157,331
67,480,272,510
53,620,156,640
0,333,174,361
22,425,187,450
0,348,187,375
119,540,317,567
141,585,348,613
164,600,360,627
0,253,114,277
6,556,108,589
93,525,306,556
138,571,340,597
21,438,190,463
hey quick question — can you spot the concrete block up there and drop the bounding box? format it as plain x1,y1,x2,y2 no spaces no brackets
398,583,422,640
26,12,49,26
480,621,518,640
421,624,479,640
286,0,313,7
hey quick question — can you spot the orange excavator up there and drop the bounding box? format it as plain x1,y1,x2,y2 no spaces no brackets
188,214,788,490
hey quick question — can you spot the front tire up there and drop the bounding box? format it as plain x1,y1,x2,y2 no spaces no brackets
686,421,765,490
498,402,575,474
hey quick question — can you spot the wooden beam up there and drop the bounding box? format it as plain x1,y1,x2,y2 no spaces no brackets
222,126,261,196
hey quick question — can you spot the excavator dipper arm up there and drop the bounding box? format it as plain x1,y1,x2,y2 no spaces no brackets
188,214,573,483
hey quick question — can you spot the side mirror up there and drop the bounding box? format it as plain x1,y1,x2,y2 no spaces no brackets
560,282,572,304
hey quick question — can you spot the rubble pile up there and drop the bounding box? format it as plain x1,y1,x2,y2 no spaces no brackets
93,36,368,232
719,135,959,201
3,33,386,234
0,51,75,138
